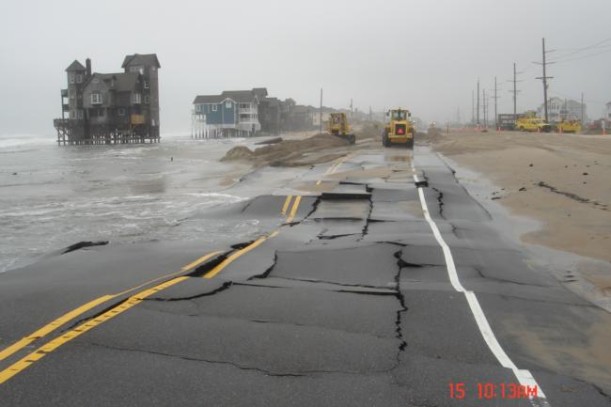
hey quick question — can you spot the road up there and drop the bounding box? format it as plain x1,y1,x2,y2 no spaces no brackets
1,142,610,406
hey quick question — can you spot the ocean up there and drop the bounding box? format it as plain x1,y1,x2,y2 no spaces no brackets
0,133,259,273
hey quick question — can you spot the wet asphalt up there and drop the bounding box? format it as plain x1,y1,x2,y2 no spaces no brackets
1,145,610,406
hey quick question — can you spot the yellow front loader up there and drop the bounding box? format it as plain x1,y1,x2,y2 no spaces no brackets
382,108,415,148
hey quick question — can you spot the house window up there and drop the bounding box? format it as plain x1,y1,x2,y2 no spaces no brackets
225,101,232,109
129,66,142,73
131,93,142,104
69,73,75,84
144,80,149,89
76,74,83,83
212,104,218,112
240,103,249,109
118,108,126,116
144,95,150,104
91,93,102,105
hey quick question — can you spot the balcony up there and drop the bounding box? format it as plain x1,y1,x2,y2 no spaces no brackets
131,114,145,125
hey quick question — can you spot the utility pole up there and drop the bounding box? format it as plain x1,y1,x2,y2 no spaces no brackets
493,77,499,129
513,63,517,119
476,80,480,127
508,62,521,122
483,89,487,128
536,38,554,122
319,88,323,134
471,90,475,125
581,92,584,124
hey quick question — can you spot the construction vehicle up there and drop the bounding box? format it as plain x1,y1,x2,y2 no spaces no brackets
553,119,581,134
382,108,415,148
497,114,517,130
515,112,552,133
327,112,356,144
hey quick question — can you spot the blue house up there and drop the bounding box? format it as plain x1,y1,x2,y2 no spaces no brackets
192,88,266,138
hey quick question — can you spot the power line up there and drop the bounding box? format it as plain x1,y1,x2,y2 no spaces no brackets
550,46,611,64
551,36,611,59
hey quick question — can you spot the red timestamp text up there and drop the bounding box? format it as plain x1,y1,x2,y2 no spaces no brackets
449,381,538,400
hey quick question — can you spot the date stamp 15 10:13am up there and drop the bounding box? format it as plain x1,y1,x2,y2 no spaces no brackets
449,381,539,400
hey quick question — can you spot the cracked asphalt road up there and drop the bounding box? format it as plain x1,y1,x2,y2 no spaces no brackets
1,144,610,406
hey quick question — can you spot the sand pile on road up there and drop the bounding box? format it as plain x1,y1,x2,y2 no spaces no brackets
221,145,254,160
222,133,351,167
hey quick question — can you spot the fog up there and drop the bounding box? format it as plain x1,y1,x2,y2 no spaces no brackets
1,0,609,135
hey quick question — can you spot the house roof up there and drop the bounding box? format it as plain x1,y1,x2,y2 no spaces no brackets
221,90,258,103
252,88,268,99
87,72,140,92
65,60,86,72
194,88,266,105
193,95,227,104
121,53,161,69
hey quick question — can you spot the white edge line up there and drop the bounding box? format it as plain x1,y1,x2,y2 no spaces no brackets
411,165,549,407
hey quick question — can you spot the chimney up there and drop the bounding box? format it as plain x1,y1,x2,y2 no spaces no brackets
86,58,91,77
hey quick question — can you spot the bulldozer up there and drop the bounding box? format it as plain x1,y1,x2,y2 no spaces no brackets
382,108,415,148
327,112,356,144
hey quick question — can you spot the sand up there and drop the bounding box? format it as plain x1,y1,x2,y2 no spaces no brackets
427,130,611,303
221,125,382,168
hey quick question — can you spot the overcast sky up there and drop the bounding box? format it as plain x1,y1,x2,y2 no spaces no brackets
1,0,610,135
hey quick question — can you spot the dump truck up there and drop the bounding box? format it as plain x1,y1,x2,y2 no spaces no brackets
327,112,356,144
382,108,415,148
515,112,552,133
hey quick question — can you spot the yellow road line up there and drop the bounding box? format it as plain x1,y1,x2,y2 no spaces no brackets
281,195,293,216
205,193,302,278
179,251,223,273
315,155,351,185
0,251,221,364
0,276,189,385
204,232,278,279
0,191,307,376
0,295,115,362
285,195,302,223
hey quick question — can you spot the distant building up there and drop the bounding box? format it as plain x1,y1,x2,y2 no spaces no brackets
537,97,587,123
192,89,263,138
258,97,282,134
54,54,161,145
311,107,334,128
606,102,611,121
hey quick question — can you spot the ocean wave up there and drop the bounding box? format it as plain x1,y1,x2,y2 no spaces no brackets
0,134,53,150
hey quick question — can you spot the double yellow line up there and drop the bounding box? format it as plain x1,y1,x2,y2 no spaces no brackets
0,193,306,385
281,195,302,223
0,251,221,384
